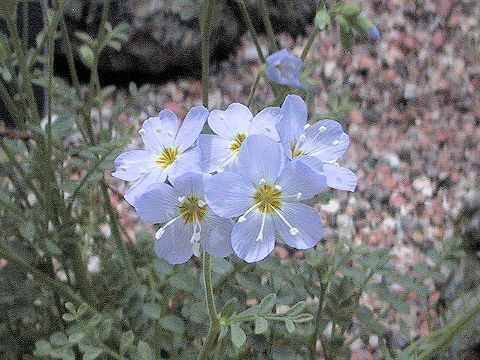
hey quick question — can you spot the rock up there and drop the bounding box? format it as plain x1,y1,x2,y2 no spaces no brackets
60,0,317,82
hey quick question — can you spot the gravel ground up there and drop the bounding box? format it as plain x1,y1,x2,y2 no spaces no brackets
110,0,480,358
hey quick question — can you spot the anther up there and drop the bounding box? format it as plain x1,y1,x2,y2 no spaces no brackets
120,165,127,171
290,228,299,235
138,129,146,135
299,134,307,142
296,192,302,200
178,196,186,203
197,200,207,207
167,131,173,136
304,124,311,130
265,127,272,132
319,126,326,133
191,232,201,244
155,228,165,239
217,167,224,173
259,178,266,184
238,215,246,223
332,140,339,146
139,170,147,175
219,114,226,120
155,128,162,133
274,184,282,191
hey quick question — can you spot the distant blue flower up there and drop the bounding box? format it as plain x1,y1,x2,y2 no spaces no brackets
112,106,209,205
277,95,357,192
205,135,326,263
266,49,304,89
134,172,233,264
368,26,381,40
198,103,281,173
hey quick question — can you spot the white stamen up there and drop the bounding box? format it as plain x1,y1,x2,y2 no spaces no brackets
178,196,186,203
265,127,272,132
239,202,261,223
190,219,203,244
167,131,173,136
299,134,307,142
192,242,201,257
332,140,339,146
120,165,127,171
256,211,267,241
274,184,282,191
138,129,146,135
155,128,162,133
303,124,311,130
273,208,299,236
197,200,207,207
238,215,246,223
296,192,302,200
155,215,182,239
319,126,326,133
259,178,266,184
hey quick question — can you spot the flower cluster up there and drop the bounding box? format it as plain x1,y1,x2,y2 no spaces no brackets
113,96,356,263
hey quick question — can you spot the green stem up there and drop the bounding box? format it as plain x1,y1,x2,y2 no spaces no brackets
258,0,278,51
301,28,320,61
197,251,220,360
234,0,265,63
200,0,214,108
309,279,327,360
247,70,262,107
101,185,140,288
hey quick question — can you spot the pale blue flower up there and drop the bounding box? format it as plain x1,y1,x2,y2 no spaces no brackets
205,135,326,263
134,172,234,264
112,106,209,205
266,49,304,89
277,95,357,192
368,27,381,40
198,103,281,173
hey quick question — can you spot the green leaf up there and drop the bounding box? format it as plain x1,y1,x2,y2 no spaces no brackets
258,293,277,313
120,331,135,354
68,331,85,344
254,317,269,334
83,348,102,360
220,298,238,319
314,10,331,31
100,317,113,339
285,319,296,333
79,46,95,68
338,16,354,52
340,3,362,16
160,314,185,334
211,257,234,274
137,341,153,360
50,331,68,346
291,313,314,323
231,323,246,348
62,313,76,321
286,301,307,316
142,302,162,320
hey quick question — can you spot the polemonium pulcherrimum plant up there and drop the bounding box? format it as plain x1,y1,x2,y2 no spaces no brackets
265,48,305,89
112,106,208,204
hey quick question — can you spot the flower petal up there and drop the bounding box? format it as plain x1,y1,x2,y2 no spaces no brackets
237,135,283,184
201,213,234,258
208,103,252,139
231,211,275,263
175,106,209,152
204,172,255,218
169,171,205,198
154,220,194,264
266,48,290,64
273,202,322,250
277,95,308,158
134,182,179,223
111,150,157,181
141,110,179,152
248,107,282,141
124,168,167,205
198,134,233,173
277,159,327,201
324,163,357,192
302,120,350,161
167,147,202,181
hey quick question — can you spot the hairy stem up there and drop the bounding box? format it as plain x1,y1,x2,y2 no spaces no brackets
258,0,278,51
234,0,265,63
309,279,327,360
200,0,214,108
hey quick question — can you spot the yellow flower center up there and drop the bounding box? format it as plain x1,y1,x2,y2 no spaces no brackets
179,196,208,223
253,184,282,213
156,147,179,168
230,133,247,152
291,143,306,157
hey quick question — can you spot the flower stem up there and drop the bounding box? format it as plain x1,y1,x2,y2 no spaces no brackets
301,28,320,61
234,0,266,63
200,0,214,108
258,0,278,51
197,251,220,360
309,279,327,360
247,70,262,107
